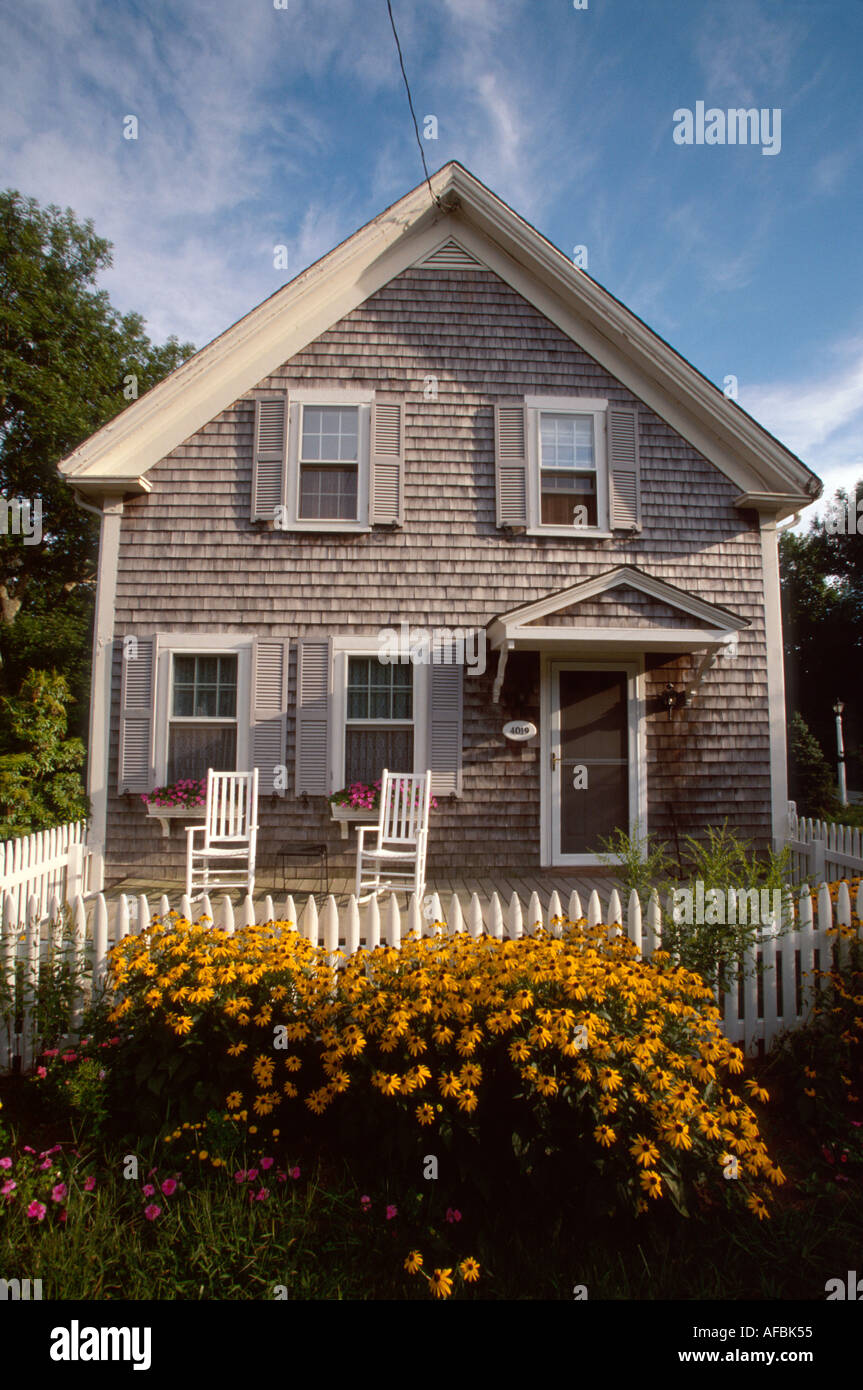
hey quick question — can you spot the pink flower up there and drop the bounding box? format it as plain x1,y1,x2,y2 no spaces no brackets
61,1053,77,1063
161,1178,177,1196
84,1176,96,1192
58,1209,67,1224
1,1180,16,1197
289,1166,300,1180
360,1194,371,1211
260,1157,274,1170
27,1201,47,1221
51,1183,67,1203
445,1207,462,1223
23,1146,35,1153
36,1066,47,1079
39,1158,53,1171
50,1144,63,1154
234,1170,246,1183
42,1050,58,1059
0,1157,11,1170
141,1184,156,1198
386,1204,398,1220
254,1188,270,1201
144,1204,161,1221
277,1173,287,1183
247,1168,258,1182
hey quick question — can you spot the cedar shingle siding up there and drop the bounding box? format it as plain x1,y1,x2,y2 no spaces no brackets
106,265,769,877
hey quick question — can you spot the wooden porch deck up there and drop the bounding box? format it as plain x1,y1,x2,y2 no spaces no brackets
104,866,625,919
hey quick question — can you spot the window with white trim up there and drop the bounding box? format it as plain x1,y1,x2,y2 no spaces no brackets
299,406,360,520
167,654,239,782
527,397,609,535
344,656,414,784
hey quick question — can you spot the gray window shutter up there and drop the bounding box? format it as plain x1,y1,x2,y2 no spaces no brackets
251,639,288,795
370,398,404,524
608,406,642,529
429,663,463,797
118,636,156,793
251,396,287,521
295,639,331,795
494,400,528,527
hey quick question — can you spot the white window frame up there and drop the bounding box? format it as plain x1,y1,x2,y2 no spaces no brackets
153,634,252,785
525,396,611,538
285,389,373,533
330,635,429,789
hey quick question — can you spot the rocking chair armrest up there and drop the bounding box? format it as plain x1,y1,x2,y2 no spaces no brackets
355,824,377,851
186,824,206,847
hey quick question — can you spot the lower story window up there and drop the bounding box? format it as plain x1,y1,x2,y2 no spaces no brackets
167,654,238,782
344,656,413,784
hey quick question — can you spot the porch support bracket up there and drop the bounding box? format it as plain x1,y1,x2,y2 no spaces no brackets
687,633,739,706
492,641,512,703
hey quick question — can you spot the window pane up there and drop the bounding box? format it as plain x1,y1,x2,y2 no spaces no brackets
172,654,238,717
540,414,595,470
346,659,412,722
174,656,196,685
345,728,413,785
167,725,237,783
541,472,597,526
173,686,194,717
301,406,358,462
299,465,358,519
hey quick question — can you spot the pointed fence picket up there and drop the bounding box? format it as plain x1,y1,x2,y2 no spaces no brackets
1,878,861,1074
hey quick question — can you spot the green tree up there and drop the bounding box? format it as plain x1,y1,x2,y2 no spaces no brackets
0,189,195,736
0,669,89,837
787,711,837,820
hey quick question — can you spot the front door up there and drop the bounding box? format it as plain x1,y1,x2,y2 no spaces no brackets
548,662,640,864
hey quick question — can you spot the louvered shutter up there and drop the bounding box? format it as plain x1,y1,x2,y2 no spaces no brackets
429,663,463,797
370,398,405,524
608,406,641,529
251,396,287,521
494,400,528,527
295,640,332,795
118,636,156,793
251,639,288,795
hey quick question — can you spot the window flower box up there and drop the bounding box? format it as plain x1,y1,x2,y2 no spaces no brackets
328,779,437,840
142,779,208,839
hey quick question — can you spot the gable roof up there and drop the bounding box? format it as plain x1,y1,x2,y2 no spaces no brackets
487,565,749,655
58,162,821,518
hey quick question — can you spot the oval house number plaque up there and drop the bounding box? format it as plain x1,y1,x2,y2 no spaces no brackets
503,721,537,742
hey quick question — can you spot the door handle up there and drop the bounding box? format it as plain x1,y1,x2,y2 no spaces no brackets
551,751,559,771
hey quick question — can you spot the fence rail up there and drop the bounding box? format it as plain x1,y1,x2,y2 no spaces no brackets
3,878,862,1074
0,820,96,930
786,801,863,883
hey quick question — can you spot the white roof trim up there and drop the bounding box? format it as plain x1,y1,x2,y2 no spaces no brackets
57,162,820,514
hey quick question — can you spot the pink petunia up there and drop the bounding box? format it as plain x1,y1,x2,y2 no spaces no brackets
27,1201,47,1221
36,1066,47,1079
141,1184,156,1198
1,1180,16,1197
161,1178,177,1196
234,1170,246,1183
386,1204,398,1220
246,1168,258,1182
260,1157,274,1170
84,1176,96,1192
144,1204,161,1221
254,1188,270,1202
360,1194,371,1210
289,1166,300,1180
0,1157,11,1170
39,1158,53,1171
51,1183,67,1203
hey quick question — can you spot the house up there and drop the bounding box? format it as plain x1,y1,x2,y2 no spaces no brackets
57,162,822,886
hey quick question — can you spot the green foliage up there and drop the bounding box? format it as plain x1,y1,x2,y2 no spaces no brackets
595,821,676,902
0,188,195,719
788,711,839,819
0,669,88,836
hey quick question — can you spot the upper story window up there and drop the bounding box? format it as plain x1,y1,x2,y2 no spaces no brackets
494,396,640,537
299,406,360,520
251,389,405,531
539,412,598,526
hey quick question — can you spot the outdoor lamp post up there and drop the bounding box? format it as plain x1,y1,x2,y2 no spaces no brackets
833,699,847,807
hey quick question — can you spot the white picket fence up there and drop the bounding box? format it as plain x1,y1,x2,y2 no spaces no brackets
786,801,863,883
3,879,861,1073
0,820,97,929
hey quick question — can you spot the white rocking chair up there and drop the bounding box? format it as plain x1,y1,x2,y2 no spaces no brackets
186,768,259,900
355,768,432,903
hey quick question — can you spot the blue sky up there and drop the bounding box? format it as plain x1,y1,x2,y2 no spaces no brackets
1,0,861,526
